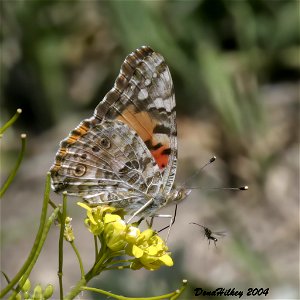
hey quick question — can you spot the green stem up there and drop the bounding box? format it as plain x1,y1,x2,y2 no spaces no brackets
104,259,133,266
103,265,131,271
0,108,22,134
81,286,178,300
58,193,67,300
97,234,106,259
64,278,87,300
170,279,188,300
106,250,126,259
48,198,63,221
92,251,109,277
64,248,111,300
94,236,98,261
70,241,85,279
8,207,60,300
0,133,26,198
0,173,51,298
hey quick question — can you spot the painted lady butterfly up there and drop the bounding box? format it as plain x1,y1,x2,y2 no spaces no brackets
50,46,191,221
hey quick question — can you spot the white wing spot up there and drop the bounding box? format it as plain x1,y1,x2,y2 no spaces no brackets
145,79,151,86
153,72,157,78
138,89,149,100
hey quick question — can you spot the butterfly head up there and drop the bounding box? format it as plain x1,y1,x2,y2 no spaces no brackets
169,187,192,204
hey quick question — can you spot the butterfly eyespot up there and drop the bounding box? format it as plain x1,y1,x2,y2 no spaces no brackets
74,164,86,177
100,137,111,149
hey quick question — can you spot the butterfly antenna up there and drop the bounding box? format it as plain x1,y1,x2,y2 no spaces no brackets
182,156,216,187
188,185,249,191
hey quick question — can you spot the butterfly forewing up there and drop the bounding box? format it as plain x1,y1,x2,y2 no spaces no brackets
94,46,177,193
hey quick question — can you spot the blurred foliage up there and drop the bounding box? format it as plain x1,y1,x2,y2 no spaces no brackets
1,0,299,299
1,0,299,134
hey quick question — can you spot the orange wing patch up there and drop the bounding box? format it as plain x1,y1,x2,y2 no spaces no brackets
151,145,171,169
117,105,171,170
117,105,156,142
51,121,90,173
66,122,90,144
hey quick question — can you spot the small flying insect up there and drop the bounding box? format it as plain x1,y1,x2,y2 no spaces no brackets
189,223,226,246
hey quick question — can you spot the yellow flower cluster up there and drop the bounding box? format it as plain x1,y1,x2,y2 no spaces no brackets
77,202,173,271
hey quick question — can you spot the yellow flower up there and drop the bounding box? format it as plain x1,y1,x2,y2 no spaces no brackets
126,228,173,271
77,202,117,236
103,215,127,251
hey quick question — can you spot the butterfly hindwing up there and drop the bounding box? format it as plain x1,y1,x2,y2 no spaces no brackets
50,119,163,214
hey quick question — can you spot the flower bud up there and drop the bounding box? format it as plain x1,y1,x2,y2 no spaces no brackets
125,226,140,243
32,284,43,300
14,293,22,300
64,217,75,242
21,278,31,292
104,218,127,251
43,284,54,299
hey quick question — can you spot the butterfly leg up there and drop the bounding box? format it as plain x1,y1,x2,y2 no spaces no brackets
153,205,178,243
146,217,155,228
156,214,173,243
126,198,154,224
136,217,145,226
157,204,178,233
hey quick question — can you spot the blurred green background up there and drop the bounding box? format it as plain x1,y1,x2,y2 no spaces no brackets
1,0,299,299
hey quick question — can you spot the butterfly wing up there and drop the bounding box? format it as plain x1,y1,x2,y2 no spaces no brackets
50,46,177,216
50,119,162,215
94,46,177,193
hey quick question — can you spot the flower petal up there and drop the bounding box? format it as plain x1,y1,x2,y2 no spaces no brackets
77,202,92,211
87,211,97,225
104,214,121,224
147,245,158,256
132,245,144,258
159,254,173,266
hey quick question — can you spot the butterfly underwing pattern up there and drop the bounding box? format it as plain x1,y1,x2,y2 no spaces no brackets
50,46,191,218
